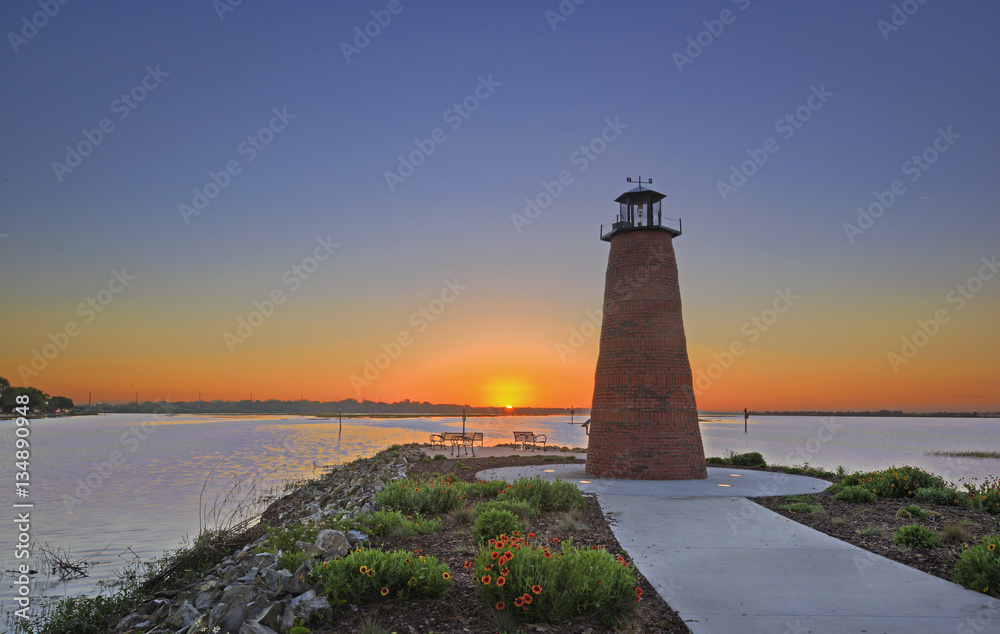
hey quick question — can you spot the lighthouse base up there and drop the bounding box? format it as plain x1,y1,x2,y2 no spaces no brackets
585,410,708,480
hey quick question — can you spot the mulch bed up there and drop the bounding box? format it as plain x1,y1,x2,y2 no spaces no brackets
754,485,1000,586
311,453,690,633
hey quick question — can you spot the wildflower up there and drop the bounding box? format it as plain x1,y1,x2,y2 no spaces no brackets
496,601,505,610
484,564,493,571
497,576,506,587
514,596,524,607
381,587,389,596
501,568,509,577
544,550,552,559
532,585,542,594
635,587,643,596
491,551,499,560
464,561,472,569
442,572,450,579
359,565,368,575
528,533,535,538
990,544,996,551
367,569,374,577
482,574,492,585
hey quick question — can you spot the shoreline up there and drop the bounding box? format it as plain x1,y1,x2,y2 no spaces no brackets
8,444,998,634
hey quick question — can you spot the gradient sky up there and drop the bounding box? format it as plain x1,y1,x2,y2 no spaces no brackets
1,1,998,411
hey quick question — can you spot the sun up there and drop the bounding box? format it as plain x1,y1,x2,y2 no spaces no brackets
505,404,513,410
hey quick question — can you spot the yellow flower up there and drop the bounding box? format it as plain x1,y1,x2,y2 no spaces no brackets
381,587,389,596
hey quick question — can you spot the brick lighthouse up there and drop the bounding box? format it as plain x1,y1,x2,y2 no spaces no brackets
585,179,707,480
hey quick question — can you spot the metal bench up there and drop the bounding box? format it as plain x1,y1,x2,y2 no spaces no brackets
450,433,476,457
429,432,465,448
512,431,546,451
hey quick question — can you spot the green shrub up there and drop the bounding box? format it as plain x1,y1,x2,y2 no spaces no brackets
840,466,943,498
475,499,539,521
913,486,962,506
313,547,452,605
496,476,585,512
361,510,441,537
833,485,877,504
465,479,508,499
705,456,726,464
963,476,1000,514
473,509,523,545
896,504,929,519
474,534,637,624
730,452,766,468
374,478,467,515
824,483,845,496
941,522,972,544
256,524,321,571
893,524,940,548
780,502,822,515
953,534,1000,597
432,454,447,460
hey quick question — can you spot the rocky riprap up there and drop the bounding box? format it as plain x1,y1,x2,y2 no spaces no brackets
114,444,428,634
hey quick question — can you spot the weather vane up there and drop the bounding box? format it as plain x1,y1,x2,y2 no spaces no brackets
626,176,652,189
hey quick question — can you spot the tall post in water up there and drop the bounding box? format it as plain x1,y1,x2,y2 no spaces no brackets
586,179,707,480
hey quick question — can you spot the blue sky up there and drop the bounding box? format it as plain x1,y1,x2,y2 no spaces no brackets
1,1,998,410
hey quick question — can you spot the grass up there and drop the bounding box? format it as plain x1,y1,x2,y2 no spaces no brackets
926,450,1000,459
552,509,587,534
856,525,882,536
941,522,973,544
780,502,823,515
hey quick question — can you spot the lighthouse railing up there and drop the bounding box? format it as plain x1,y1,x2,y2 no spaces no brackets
601,216,681,239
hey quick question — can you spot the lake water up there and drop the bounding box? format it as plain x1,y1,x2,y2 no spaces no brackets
0,413,996,613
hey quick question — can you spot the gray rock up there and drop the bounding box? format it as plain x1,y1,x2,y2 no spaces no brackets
291,595,331,622
251,602,285,631
195,586,222,610
345,529,369,546
294,540,324,558
239,623,278,634
277,565,311,595
221,583,254,605
251,552,277,569
315,529,350,558
218,596,249,634
114,612,146,632
260,567,288,593
167,601,200,629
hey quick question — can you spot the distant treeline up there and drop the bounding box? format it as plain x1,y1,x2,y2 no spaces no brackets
749,410,998,418
79,398,585,417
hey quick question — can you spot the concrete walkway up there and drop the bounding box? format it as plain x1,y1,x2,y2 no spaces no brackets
476,464,1000,634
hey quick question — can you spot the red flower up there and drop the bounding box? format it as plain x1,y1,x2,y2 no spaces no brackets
532,585,542,594
635,587,643,596
491,551,499,560
497,576,506,587
481,575,492,585
544,550,552,559
523,594,533,604
496,601,505,610
514,597,524,607
528,533,535,538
